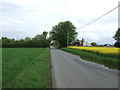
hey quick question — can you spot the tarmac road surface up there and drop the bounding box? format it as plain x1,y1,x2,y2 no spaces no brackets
51,48,119,88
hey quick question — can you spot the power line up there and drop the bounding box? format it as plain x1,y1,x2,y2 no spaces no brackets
78,4,120,29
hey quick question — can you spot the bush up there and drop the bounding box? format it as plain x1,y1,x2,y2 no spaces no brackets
2,40,50,48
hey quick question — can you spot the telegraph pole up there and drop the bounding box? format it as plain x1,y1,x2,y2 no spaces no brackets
67,29,69,47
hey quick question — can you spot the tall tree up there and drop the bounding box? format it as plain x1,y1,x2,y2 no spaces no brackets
50,21,77,48
113,28,120,47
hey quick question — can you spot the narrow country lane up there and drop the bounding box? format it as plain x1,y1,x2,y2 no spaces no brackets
51,48,119,88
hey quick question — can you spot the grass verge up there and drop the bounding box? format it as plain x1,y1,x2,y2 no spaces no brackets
61,48,119,70
2,48,52,88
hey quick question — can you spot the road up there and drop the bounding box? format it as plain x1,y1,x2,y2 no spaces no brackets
51,48,119,88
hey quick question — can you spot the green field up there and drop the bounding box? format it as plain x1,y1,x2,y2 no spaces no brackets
61,48,119,70
2,48,52,88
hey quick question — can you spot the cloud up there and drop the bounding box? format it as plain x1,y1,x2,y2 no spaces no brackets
0,0,119,44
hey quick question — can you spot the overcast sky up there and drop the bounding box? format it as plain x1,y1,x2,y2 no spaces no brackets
0,0,119,44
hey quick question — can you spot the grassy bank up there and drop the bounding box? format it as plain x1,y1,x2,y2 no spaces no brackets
61,48,119,70
2,48,52,88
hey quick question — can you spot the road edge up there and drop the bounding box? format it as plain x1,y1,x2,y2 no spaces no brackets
50,49,57,88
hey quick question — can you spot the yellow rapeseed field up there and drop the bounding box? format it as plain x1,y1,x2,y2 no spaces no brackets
68,46,119,55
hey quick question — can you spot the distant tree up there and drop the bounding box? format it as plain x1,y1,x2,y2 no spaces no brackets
113,28,120,47
33,33,49,47
34,34,42,40
34,34,46,41
50,21,77,48
91,42,97,46
24,37,31,41
2,31,50,48
43,31,48,39
47,35,52,44
103,44,112,47
2,37,7,39
19,39,24,42
10,39,15,43
2,37,11,43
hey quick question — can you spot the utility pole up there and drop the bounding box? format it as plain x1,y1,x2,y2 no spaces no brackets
67,29,69,47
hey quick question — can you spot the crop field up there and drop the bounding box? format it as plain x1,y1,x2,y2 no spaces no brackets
62,47,120,70
68,46,119,55
2,48,51,88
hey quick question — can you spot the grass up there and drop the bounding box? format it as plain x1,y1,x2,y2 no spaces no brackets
2,48,52,88
0,48,2,89
61,48,119,70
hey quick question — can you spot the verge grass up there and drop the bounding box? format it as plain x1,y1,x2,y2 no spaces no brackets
0,48,2,89
2,48,51,88
61,48,119,70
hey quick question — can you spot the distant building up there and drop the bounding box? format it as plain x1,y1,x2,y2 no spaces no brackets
71,38,92,46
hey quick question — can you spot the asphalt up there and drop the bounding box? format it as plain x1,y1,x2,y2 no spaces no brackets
51,48,119,88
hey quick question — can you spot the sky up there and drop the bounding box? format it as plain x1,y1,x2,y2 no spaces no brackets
0,0,119,45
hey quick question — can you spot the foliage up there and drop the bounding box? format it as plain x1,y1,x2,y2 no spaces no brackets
113,28,120,41
114,41,120,47
113,28,120,47
52,40,60,48
43,31,48,39
91,42,97,46
3,48,51,88
24,37,31,41
2,31,50,48
50,21,77,48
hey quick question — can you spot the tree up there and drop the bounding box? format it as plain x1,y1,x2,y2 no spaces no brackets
113,28,120,41
2,37,11,43
113,28,120,47
114,42,120,47
2,31,50,48
24,37,31,41
34,34,42,40
34,31,48,41
33,33,50,47
50,21,77,48
91,42,97,46
43,31,48,39
47,35,52,44
52,40,60,48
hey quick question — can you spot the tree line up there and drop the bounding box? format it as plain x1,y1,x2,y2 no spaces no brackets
1,21,120,48
1,31,51,48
